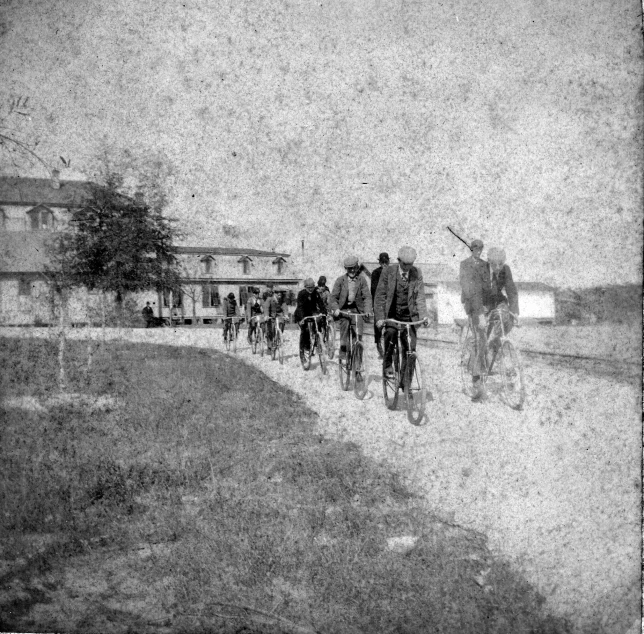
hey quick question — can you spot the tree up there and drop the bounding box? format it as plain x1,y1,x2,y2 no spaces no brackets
57,173,182,313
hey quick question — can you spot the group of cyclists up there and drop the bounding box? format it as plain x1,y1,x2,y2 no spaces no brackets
221,239,519,404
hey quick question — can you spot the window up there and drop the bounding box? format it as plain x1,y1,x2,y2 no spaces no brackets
163,289,183,308
202,284,220,307
238,256,252,274
202,256,215,274
27,206,54,231
273,257,286,274
18,278,31,296
0,209,5,231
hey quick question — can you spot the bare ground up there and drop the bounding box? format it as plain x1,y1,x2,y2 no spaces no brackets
1,325,640,634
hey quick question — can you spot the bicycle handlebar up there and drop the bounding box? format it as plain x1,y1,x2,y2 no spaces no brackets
337,311,373,319
383,318,428,327
300,315,325,322
222,316,243,322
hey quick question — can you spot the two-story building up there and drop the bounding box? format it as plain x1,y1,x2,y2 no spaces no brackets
0,175,299,326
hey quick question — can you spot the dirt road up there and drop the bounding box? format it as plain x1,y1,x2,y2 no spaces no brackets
3,326,640,633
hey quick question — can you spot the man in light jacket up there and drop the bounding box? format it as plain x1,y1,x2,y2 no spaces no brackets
329,255,373,360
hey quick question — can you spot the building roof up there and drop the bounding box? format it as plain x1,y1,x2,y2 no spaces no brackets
0,231,56,273
0,176,93,208
176,246,290,258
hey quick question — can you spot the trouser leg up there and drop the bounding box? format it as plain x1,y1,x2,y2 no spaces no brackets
383,326,397,369
470,312,486,380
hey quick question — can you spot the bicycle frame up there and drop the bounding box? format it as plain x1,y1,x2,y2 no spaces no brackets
337,311,372,359
464,306,516,376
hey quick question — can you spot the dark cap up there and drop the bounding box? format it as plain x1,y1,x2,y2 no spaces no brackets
378,252,390,264
227,292,235,299
470,239,484,250
317,276,326,285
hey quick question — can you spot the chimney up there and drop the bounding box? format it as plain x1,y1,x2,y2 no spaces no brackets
51,169,60,189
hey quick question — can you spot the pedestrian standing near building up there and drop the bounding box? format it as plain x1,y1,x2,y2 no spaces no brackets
459,238,491,402
370,252,389,358
142,302,154,328
222,292,241,342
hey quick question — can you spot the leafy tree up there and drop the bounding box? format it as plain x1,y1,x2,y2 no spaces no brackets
57,173,182,308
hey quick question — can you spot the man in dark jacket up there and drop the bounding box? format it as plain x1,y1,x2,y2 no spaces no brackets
370,252,389,358
459,238,491,401
295,278,327,362
142,302,154,328
375,246,428,381
329,255,373,360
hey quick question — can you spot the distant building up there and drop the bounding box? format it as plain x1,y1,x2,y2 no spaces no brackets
0,176,299,326
363,260,556,325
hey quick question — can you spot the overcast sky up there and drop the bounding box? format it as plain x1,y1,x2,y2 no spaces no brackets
1,0,642,287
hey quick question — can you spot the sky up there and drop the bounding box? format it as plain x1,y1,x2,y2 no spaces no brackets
0,0,642,288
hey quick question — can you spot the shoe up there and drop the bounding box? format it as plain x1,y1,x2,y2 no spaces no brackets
471,381,487,403
384,366,394,379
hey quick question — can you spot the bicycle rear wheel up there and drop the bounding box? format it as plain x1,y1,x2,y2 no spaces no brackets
499,340,525,410
326,320,335,359
404,353,426,425
317,334,328,375
271,332,278,361
382,342,400,410
352,341,368,400
338,346,351,391
460,335,476,397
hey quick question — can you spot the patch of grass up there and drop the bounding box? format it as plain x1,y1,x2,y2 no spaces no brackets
0,336,572,633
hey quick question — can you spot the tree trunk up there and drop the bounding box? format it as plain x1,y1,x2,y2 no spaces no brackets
58,291,67,393
86,294,93,377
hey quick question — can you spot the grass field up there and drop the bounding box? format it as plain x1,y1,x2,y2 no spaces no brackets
0,336,572,633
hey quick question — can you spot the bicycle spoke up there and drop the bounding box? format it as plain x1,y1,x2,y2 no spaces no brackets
499,341,525,410
405,353,426,425
352,342,368,400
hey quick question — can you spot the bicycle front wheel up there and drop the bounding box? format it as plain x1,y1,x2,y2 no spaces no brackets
460,335,476,398
352,342,368,400
317,335,328,375
224,328,231,352
404,353,426,425
251,328,258,354
382,343,400,410
338,348,351,391
232,328,237,353
276,330,284,365
326,320,336,360
499,341,525,410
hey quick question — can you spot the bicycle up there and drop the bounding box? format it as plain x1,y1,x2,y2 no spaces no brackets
324,314,336,360
337,311,372,400
459,306,525,410
222,316,242,353
381,318,428,425
248,315,264,355
299,315,327,374
266,316,285,365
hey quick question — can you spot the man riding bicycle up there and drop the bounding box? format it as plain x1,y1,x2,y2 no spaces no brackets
222,292,241,342
294,278,327,364
246,287,264,344
485,247,520,358
329,255,373,361
374,246,428,381
459,238,492,401
370,252,389,358
265,287,289,350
